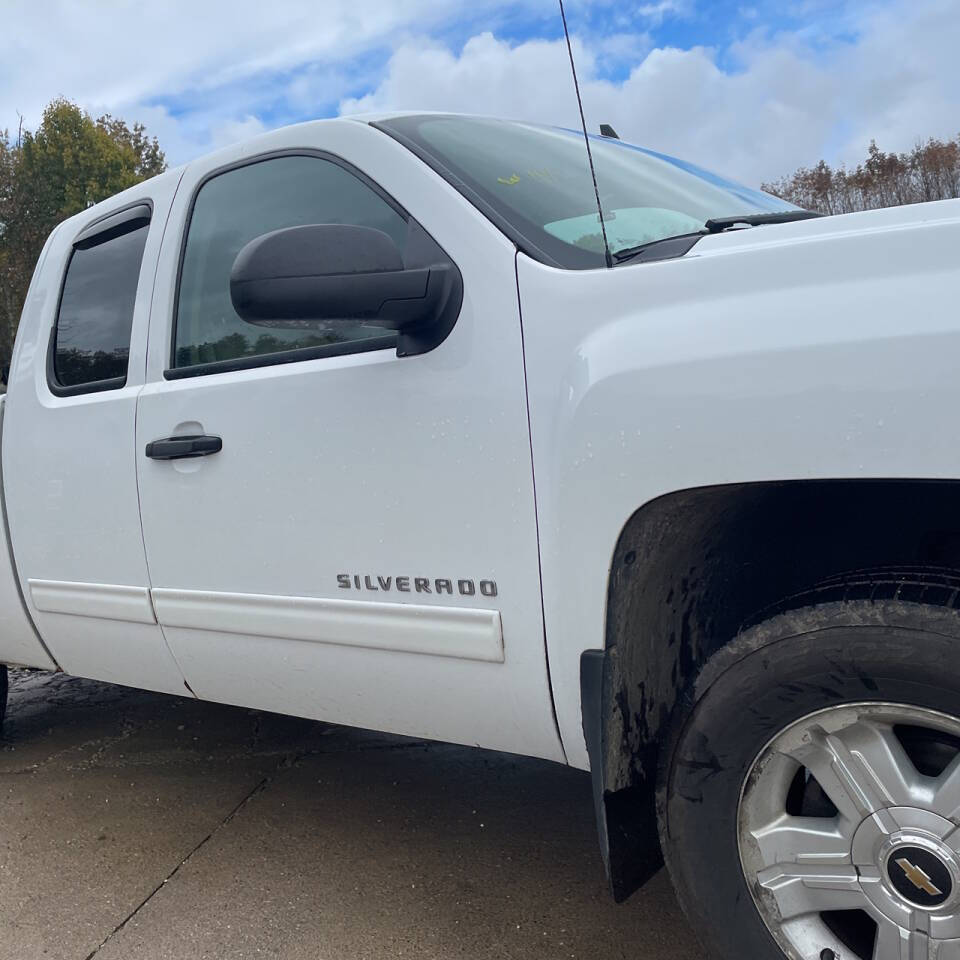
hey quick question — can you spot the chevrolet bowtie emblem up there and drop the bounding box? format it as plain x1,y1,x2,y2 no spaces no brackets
896,858,943,897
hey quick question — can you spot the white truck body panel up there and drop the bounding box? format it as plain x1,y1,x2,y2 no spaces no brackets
0,400,56,669
0,229,63,670
518,198,960,766
3,168,192,695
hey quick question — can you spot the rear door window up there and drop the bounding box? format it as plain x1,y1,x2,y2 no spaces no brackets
51,209,150,394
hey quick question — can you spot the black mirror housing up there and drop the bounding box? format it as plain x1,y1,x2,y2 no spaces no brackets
229,223,462,357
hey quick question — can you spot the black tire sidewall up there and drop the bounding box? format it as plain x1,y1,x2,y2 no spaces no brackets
660,604,960,960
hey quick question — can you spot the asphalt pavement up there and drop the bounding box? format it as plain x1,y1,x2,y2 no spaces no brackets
0,668,700,959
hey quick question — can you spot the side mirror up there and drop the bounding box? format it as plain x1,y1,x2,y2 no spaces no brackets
229,223,461,356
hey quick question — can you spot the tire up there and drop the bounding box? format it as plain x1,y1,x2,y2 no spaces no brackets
658,596,960,960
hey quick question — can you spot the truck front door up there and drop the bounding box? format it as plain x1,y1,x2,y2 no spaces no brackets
135,122,563,760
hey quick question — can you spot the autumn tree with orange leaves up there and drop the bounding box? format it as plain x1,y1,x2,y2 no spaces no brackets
763,137,960,215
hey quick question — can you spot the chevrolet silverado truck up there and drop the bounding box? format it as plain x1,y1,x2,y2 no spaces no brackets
4,112,960,960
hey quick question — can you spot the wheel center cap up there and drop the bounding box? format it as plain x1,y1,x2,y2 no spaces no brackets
852,806,960,928
886,844,953,908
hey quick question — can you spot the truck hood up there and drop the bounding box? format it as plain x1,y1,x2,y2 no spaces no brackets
692,197,960,259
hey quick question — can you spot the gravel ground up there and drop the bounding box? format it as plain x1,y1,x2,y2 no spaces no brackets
0,667,700,960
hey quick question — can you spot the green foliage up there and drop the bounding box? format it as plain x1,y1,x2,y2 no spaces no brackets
0,99,166,369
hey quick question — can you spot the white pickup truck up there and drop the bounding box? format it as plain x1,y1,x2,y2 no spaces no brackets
5,112,960,960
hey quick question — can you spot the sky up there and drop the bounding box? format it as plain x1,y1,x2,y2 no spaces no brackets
2,0,958,187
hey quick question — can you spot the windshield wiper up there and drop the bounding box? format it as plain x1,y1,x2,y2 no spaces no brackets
703,210,822,232
612,210,823,265
612,231,707,265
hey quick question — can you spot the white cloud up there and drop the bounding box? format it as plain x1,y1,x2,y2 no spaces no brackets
2,1,442,113
594,31,654,65
209,115,269,150
340,0,960,185
341,33,582,123
2,0,958,186
1,0,537,157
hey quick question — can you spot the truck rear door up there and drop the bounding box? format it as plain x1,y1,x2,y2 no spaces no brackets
3,173,190,695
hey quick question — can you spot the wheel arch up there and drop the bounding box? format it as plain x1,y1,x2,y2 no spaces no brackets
583,478,960,901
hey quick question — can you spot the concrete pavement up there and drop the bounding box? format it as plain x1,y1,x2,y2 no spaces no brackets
0,668,700,959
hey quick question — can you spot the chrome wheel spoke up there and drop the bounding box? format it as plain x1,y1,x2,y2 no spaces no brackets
932,755,960,822
789,725,893,821
932,938,960,960
756,862,867,920
840,720,920,807
873,917,930,960
751,814,852,870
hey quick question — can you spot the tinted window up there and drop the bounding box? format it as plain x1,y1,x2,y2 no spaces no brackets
174,156,408,371
53,222,149,388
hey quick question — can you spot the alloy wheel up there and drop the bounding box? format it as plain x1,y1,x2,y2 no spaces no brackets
739,702,960,959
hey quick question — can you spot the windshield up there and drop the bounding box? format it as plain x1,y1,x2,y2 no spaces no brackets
376,115,798,269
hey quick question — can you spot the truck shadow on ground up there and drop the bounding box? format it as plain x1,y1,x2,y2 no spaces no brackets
0,669,700,960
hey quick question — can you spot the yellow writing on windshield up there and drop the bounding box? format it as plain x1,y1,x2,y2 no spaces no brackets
497,168,559,187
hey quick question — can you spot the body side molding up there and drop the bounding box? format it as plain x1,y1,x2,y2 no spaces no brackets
28,580,156,624
151,588,505,662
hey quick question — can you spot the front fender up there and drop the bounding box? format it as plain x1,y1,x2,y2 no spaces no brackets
516,202,960,891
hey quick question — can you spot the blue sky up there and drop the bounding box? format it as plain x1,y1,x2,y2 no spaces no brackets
142,1,857,136
3,0,958,185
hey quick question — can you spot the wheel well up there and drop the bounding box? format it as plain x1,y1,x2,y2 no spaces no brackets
591,479,960,900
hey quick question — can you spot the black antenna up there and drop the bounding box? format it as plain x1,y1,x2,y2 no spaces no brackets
558,0,613,268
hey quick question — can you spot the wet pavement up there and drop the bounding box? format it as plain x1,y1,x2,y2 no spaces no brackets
0,668,700,960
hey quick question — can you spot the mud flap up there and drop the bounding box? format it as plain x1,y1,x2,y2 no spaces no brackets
580,649,664,902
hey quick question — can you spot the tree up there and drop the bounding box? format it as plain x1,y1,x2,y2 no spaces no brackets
763,135,960,216
0,99,165,368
